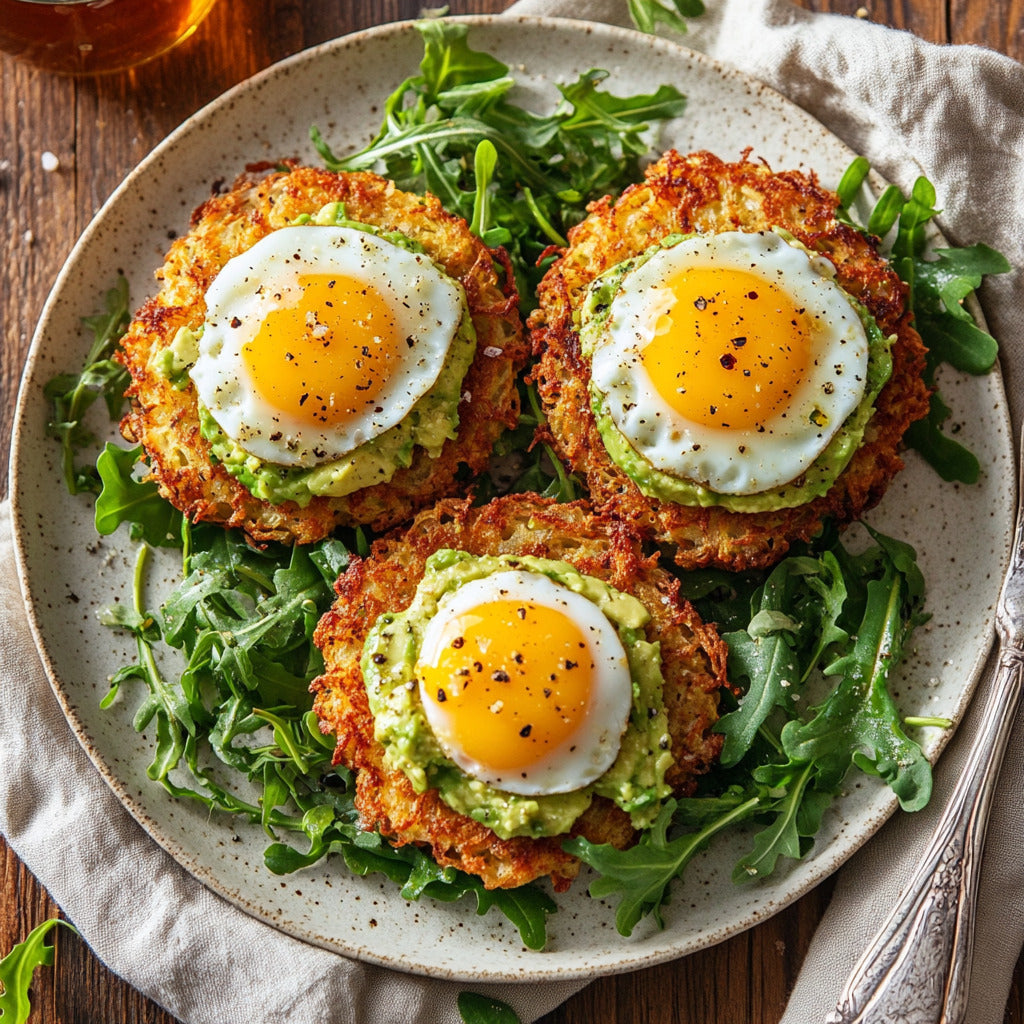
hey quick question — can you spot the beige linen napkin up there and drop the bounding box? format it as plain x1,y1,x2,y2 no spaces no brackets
3,3,1023,1023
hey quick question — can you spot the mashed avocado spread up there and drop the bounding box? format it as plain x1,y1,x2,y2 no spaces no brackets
579,232,894,513
360,550,674,841
152,203,477,507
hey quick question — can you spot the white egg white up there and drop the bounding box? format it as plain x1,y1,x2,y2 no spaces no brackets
190,225,464,468
590,230,870,495
416,570,634,797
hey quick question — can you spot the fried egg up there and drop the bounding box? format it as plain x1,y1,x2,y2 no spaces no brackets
189,224,464,468
589,230,870,495
415,569,634,796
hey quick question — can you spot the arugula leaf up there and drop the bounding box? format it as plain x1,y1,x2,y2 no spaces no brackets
567,797,759,936
469,139,500,241
99,544,196,782
716,555,846,765
418,18,508,93
717,620,800,765
627,0,706,35
471,884,557,952
890,176,939,266
458,992,522,1024
575,526,936,935
269,824,556,950
0,919,78,1024
94,443,184,546
903,392,982,484
915,240,1010,318
475,380,583,505
866,184,905,238
731,762,829,882
913,244,1008,373
45,274,131,495
781,541,932,812
834,155,870,217
95,445,555,947
313,20,686,305
836,160,1010,481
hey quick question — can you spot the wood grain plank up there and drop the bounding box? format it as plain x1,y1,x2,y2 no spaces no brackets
798,0,947,41
537,881,834,1024
1,66,78,501
952,0,1024,59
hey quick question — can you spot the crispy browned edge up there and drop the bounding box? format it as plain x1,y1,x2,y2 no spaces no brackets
117,163,529,545
528,150,932,571
310,494,728,891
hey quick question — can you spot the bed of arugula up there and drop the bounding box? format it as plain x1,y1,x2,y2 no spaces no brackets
45,19,1008,954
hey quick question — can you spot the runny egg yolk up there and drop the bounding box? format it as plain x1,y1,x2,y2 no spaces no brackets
640,267,813,431
417,598,593,775
241,273,403,429
590,231,872,496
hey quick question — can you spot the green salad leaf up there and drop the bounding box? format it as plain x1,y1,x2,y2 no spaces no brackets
94,443,184,546
0,919,78,1024
94,467,557,947
569,526,939,935
458,992,523,1024
627,0,706,35
836,158,1011,482
714,554,841,766
565,796,758,936
779,532,931,812
474,380,584,506
312,19,686,305
44,274,130,495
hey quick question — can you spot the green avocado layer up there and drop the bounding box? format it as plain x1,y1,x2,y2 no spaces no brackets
360,549,675,841
154,203,477,508
579,234,895,513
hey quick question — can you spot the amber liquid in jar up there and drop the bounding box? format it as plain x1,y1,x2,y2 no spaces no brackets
0,0,219,75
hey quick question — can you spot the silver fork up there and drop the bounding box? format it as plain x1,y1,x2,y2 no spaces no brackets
828,435,1024,1024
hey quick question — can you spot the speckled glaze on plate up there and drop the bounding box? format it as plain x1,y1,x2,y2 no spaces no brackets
10,15,1015,983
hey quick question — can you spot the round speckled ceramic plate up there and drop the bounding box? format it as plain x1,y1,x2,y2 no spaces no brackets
10,15,1015,983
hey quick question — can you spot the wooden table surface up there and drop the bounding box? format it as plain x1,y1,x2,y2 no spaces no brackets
2,1,1022,1021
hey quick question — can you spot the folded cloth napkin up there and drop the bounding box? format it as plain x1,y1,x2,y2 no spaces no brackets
2,3,1022,1024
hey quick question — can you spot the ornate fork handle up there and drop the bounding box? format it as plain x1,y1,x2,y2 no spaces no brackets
829,480,1024,1024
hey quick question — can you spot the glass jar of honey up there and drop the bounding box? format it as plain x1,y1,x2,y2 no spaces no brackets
0,0,220,75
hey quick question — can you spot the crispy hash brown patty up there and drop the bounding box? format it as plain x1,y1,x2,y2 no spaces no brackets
117,164,527,545
311,495,727,891
528,150,931,571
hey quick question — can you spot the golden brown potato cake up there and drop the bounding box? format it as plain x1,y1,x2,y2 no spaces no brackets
117,163,527,545
528,150,931,571
311,494,727,891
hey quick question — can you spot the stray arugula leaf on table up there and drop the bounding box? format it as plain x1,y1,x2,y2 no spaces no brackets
836,157,1011,483
0,919,78,1024
457,991,523,1024
627,0,706,35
